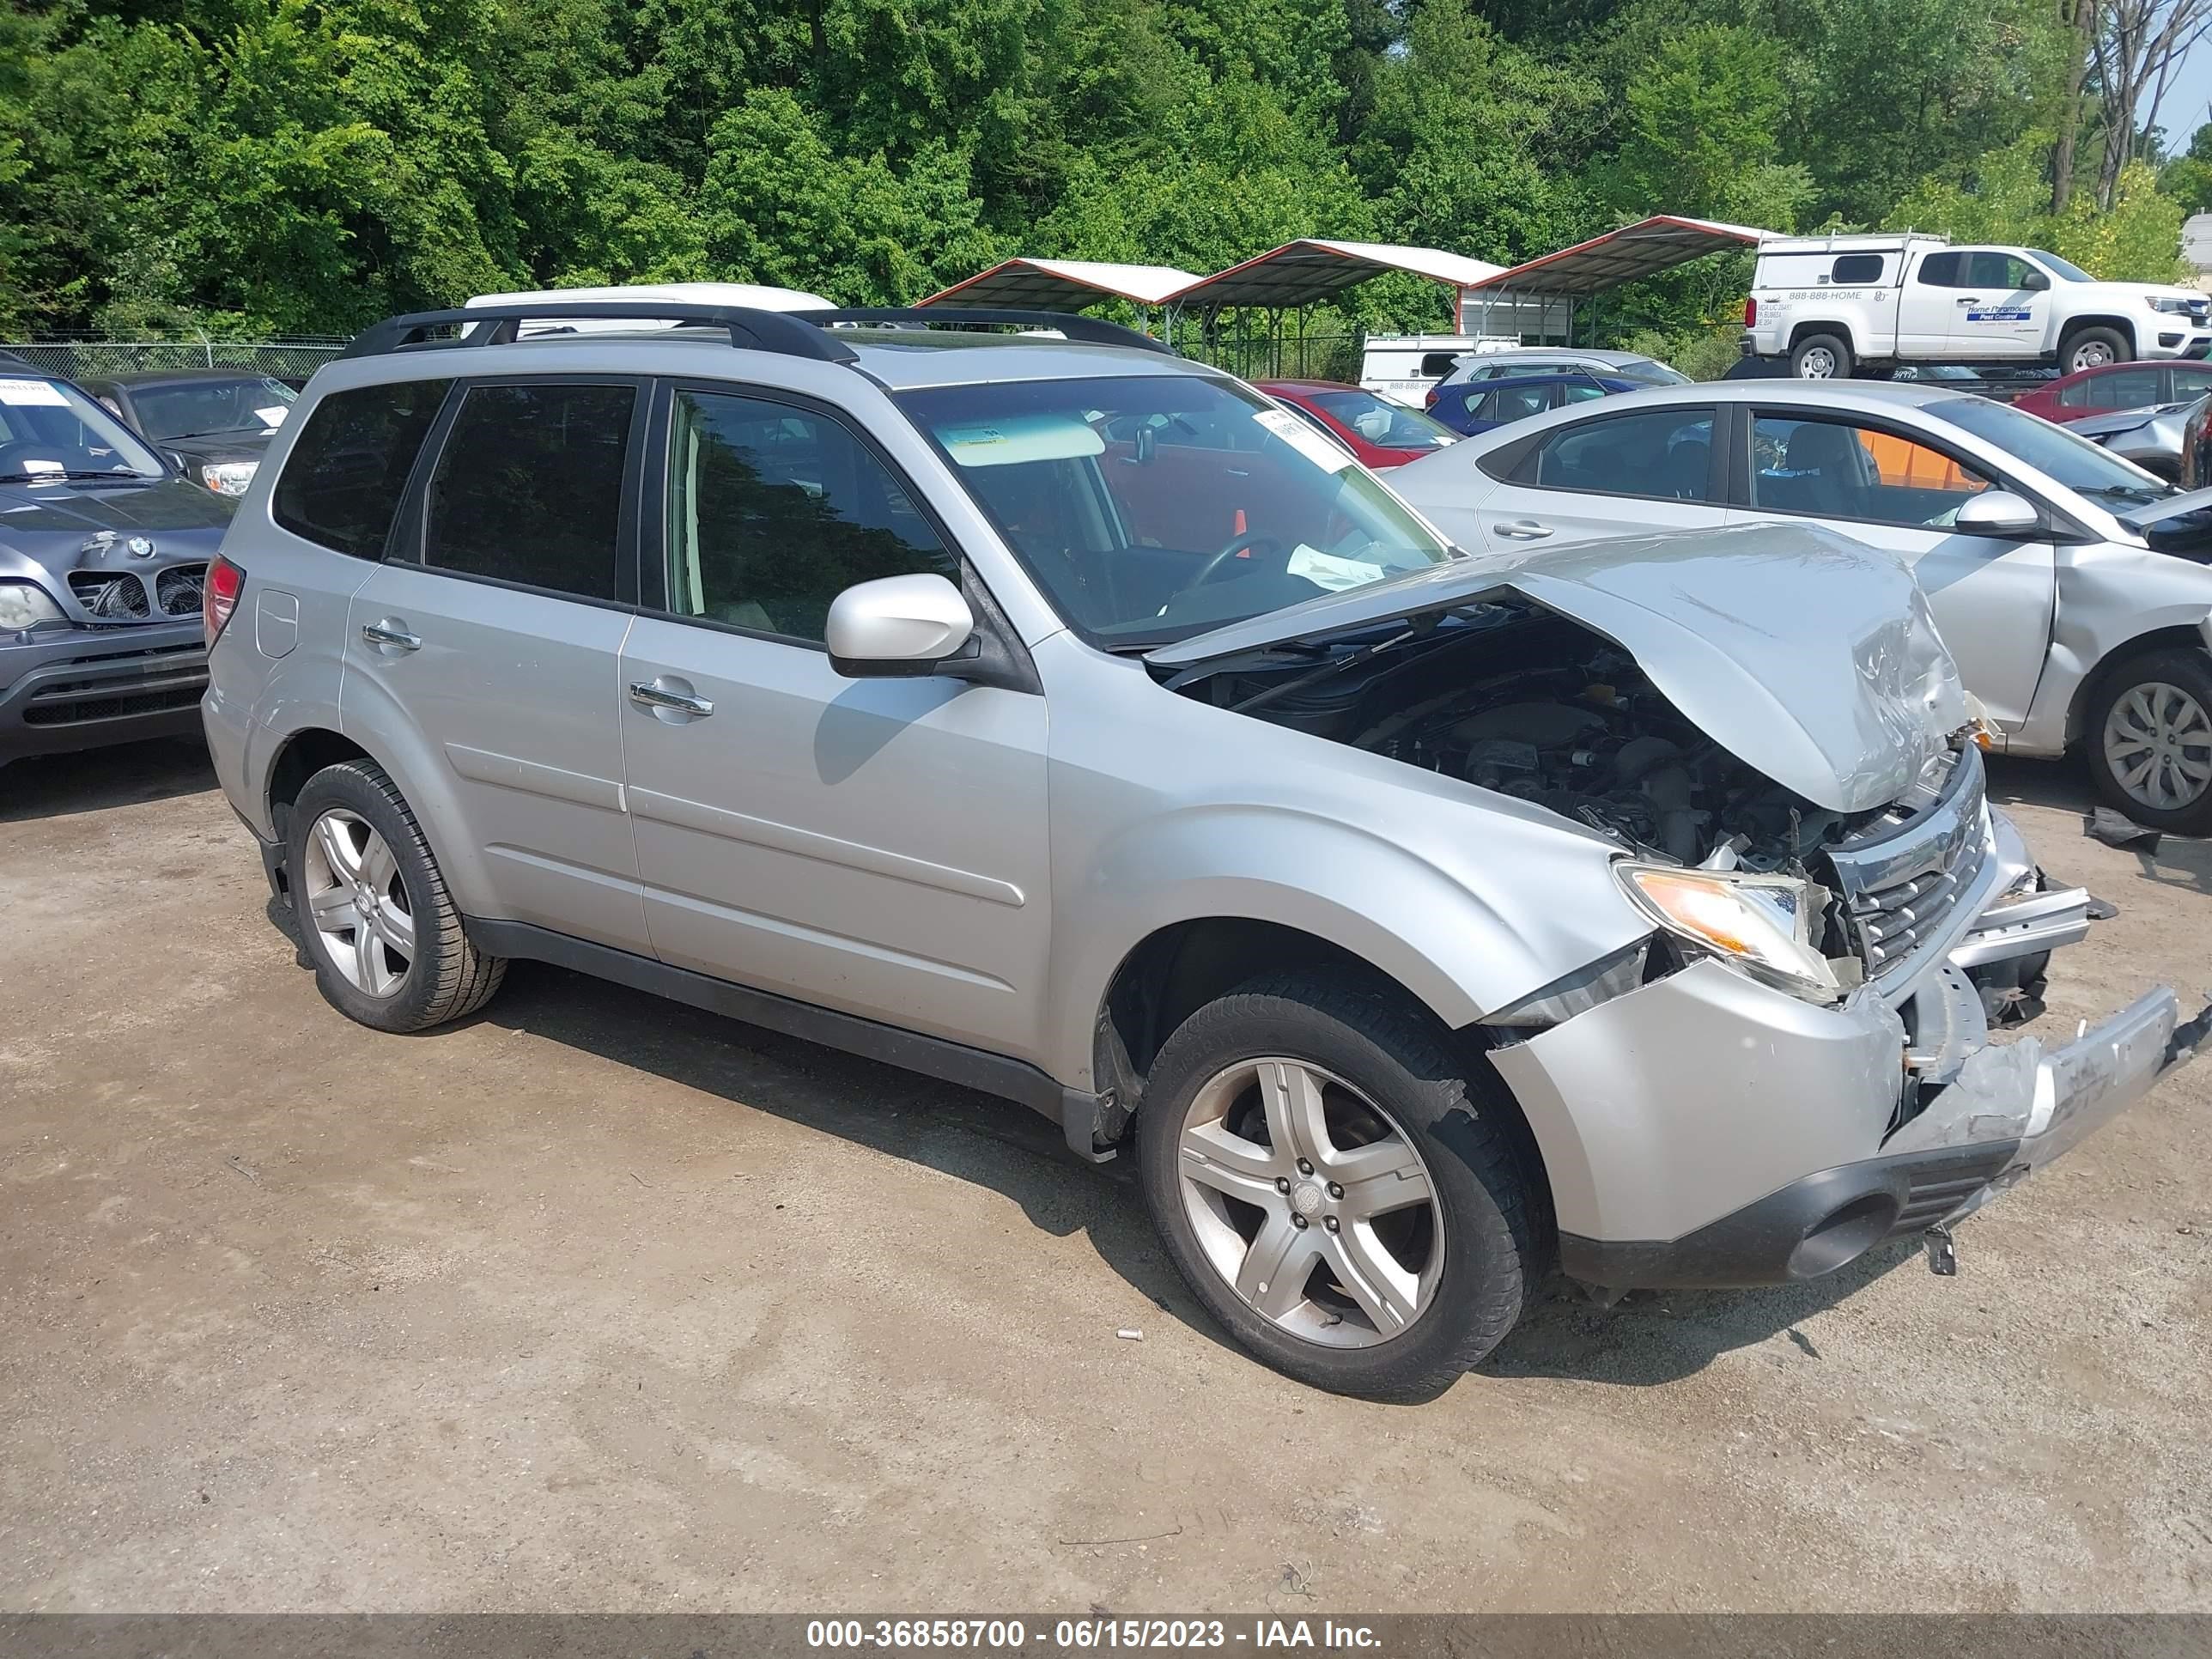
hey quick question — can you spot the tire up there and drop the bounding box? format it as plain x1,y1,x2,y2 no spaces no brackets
285,759,507,1032
1790,332,1852,379
2063,326,2130,374
2084,647,2212,835
1136,972,1543,1401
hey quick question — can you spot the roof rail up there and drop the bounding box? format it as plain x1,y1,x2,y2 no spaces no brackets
337,302,862,363
794,307,1177,356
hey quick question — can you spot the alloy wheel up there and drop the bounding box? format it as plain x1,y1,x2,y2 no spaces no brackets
1176,1057,1443,1348
300,808,416,997
2103,680,2212,811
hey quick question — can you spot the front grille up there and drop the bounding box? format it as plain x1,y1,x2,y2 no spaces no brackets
1823,747,1991,984
155,562,207,617
21,644,208,727
67,570,149,619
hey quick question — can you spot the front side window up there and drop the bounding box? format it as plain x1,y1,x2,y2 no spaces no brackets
1522,407,1716,501
1472,383,1556,426
0,374,166,482
273,380,451,559
128,376,297,442
665,389,956,641
423,383,635,600
1966,252,2045,289
2087,367,2160,410
896,374,1451,647
1751,414,1992,527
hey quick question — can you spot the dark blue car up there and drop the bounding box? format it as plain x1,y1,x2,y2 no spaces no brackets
1425,370,1643,436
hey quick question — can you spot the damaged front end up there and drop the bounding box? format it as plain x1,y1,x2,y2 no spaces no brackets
1153,522,2208,1293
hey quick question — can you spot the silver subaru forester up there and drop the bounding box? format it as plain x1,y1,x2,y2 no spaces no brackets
201,300,2209,1400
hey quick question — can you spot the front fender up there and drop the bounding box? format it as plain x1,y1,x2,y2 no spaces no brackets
2015,545,2212,752
1042,799,1651,1087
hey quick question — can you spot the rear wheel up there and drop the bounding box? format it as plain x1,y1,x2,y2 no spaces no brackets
2086,648,2212,835
1136,973,1542,1401
1790,332,1852,379
2064,327,2130,374
286,760,507,1032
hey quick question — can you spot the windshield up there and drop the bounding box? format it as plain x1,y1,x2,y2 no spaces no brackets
1299,388,1459,452
1936,394,2174,507
1613,358,1692,386
0,374,166,481
2028,249,2098,283
898,374,1455,647
126,376,296,441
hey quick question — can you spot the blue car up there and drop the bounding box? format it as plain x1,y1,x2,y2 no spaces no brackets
1425,370,1643,436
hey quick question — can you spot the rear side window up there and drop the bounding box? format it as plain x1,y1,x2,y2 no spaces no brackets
2087,367,2160,410
422,383,636,601
271,380,450,559
1832,254,1883,283
1917,252,1963,287
1519,407,1716,500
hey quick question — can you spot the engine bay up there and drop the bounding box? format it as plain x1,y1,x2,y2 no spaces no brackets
1176,601,1890,873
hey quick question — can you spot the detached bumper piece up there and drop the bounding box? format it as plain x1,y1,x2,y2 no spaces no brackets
1560,986,2211,1292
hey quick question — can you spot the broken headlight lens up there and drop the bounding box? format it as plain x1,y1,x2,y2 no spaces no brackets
0,580,65,632
1615,862,1848,1004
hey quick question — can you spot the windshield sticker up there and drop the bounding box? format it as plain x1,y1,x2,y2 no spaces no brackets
253,405,290,428
0,379,70,408
1285,544,1384,592
939,414,1105,468
17,459,64,476
1255,407,1352,473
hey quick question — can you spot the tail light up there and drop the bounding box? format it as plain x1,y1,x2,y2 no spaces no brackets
1424,386,1441,409
1743,297,1758,326
204,554,244,649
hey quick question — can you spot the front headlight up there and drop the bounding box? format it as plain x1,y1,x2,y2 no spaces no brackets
2147,295,2197,314
1615,861,1851,1004
0,580,65,633
199,461,257,496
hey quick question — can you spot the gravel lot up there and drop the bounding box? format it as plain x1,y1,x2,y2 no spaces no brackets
2,738,2208,1613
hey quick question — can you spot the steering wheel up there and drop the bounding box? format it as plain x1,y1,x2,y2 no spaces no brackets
1187,532,1283,589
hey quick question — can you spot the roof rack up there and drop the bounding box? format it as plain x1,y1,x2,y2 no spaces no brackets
337,302,862,363
795,307,1176,356
337,301,1176,363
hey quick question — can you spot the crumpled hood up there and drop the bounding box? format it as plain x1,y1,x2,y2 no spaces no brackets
1150,521,1970,813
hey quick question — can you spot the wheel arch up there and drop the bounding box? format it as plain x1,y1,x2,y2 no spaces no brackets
1787,319,1858,355
2064,624,2212,747
2057,314,2140,359
1091,915,1558,1232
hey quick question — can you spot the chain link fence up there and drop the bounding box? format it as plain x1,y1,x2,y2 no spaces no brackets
1,339,348,383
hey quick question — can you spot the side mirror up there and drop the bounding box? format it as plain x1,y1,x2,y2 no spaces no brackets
1954,489,2041,535
825,573,975,678
2021,270,2051,292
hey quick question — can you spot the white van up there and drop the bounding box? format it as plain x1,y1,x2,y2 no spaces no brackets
1358,335,1521,404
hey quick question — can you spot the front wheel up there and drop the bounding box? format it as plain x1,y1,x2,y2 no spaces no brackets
2063,327,2130,374
2086,648,2212,834
1136,973,1543,1401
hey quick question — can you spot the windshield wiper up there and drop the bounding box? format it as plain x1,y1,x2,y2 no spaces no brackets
0,469,151,483
161,425,263,441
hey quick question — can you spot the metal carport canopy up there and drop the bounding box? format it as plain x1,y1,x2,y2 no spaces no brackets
1165,240,1509,309
917,258,1205,310
1463,215,1768,298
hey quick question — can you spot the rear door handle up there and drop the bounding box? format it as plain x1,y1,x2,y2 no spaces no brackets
629,678,714,719
361,619,420,653
1493,520,1554,540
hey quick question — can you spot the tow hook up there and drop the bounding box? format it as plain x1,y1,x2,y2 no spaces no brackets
1924,1224,1958,1277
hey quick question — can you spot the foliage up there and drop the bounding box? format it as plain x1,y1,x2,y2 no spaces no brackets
0,0,2197,343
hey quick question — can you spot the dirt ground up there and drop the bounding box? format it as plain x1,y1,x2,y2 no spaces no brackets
1,736,2208,1614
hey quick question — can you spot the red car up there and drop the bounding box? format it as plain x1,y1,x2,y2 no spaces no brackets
1255,380,1460,468
2014,358,2212,423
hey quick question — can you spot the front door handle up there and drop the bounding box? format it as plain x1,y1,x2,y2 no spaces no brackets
1493,520,1554,540
1956,296,1982,306
361,619,420,653
629,678,714,720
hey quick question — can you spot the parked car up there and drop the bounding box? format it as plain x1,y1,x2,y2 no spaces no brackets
79,369,299,498
1742,233,2212,378
1389,380,2212,831
2062,398,2207,482
1255,380,1458,468
1425,370,1643,435
203,299,2205,1400
2012,358,2212,424
0,355,234,766
1437,347,1688,390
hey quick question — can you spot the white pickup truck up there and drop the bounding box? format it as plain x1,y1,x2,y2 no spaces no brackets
1742,233,2212,379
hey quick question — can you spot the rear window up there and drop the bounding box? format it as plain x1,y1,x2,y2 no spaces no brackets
1832,254,1883,283
272,381,451,560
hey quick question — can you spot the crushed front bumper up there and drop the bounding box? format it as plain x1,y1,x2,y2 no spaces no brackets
0,619,208,763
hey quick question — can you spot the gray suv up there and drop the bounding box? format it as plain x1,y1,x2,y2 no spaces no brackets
203,301,2209,1400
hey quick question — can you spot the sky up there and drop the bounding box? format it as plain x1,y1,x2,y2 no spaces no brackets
2164,35,2212,152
